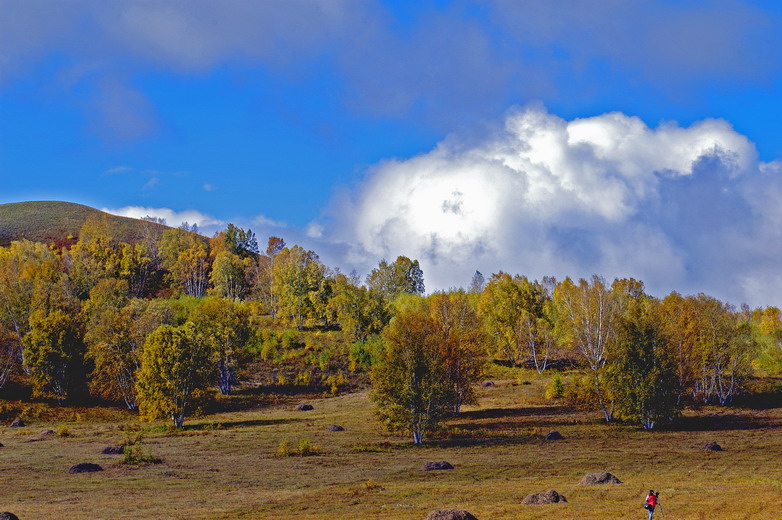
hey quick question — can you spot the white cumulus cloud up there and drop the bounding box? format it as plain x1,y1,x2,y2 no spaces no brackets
317,106,782,306
102,206,224,233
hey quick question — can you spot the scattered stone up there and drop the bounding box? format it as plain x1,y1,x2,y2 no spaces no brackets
39,429,55,437
545,430,564,441
704,442,723,452
521,490,567,505
295,404,314,411
102,445,125,455
423,509,478,520
0,442,4,448
0,512,20,520
423,461,454,471
482,381,495,387
10,418,24,428
326,424,344,432
580,472,622,485
68,462,104,474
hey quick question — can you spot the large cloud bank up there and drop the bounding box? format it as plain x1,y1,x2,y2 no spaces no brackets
321,107,782,306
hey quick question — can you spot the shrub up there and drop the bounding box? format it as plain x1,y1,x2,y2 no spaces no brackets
545,373,565,400
122,443,162,465
56,425,72,437
277,438,320,457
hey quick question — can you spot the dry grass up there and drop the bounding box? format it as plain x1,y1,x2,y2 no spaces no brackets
2,368,782,519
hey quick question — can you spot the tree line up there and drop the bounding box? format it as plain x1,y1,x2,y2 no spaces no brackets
1,215,781,438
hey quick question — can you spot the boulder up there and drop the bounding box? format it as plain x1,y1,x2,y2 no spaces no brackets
326,424,344,432
295,404,314,411
0,442,4,448
482,381,495,387
545,430,564,441
522,490,567,505
39,429,56,437
423,461,454,471
0,512,20,520
10,418,24,428
424,509,478,520
102,445,125,455
704,442,723,452
68,462,104,474
580,472,622,485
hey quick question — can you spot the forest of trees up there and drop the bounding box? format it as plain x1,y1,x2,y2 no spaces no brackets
1,215,781,439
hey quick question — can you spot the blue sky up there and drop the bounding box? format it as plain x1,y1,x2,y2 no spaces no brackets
3,0,782,305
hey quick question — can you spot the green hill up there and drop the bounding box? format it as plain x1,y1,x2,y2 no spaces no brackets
0,200,171,247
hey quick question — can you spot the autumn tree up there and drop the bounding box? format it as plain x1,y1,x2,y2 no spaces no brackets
429,291,486,415
160,229,211,297
271,245,325,329
372,300,452,444
0,240,72,384
329,273,388,341
366,256,425,299
607,298,680,429
209,251,249,299
23,310,86,404
553,275,627,421
188,298,251,395
137,324,212,428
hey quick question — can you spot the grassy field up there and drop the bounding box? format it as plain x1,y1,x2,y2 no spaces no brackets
2,368,781,520
0,200,169,247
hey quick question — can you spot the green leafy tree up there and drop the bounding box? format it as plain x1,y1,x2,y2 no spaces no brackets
137,324,213,428
188,298,251,395
372,301,452,444
607,298,681,429
23,310,86,404
222,223,259,258
366,256,425,299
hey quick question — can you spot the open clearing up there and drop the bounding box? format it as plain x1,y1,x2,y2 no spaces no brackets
2,370,781,520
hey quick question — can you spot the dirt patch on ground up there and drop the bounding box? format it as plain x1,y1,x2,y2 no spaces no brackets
580,472,622,485
522,490,567,504
423,509,478,520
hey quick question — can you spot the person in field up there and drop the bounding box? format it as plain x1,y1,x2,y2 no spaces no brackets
644,490,659,520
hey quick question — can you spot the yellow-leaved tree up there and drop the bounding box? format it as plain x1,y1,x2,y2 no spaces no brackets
137,324,213,428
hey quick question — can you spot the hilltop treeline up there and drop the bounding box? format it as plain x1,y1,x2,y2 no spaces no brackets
1,215,781,434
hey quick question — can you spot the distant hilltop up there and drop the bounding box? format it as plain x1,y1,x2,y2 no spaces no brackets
0,200,171,247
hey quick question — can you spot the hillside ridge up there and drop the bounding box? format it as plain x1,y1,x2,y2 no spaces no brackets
0,200,170,247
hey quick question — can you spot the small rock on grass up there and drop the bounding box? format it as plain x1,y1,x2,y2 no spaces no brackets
0,442,4,448
102,445,124,455
424,509,478,520
482,381,495,387
10,418,24,428
522,490,567,505
545,430,564,441
326,424,344,432
580,472,622,485
295,404,314,411
423,461,454,471
0,512,20,520
704,442,723,451
68,462,104,474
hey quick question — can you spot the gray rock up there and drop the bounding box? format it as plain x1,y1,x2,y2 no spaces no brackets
0,512,20,520
295,404,314,411
326,424,344,432
423,461,454,471
545,430,564,440
580,472,622,485
68,462,104,474
522,489,567,505
424,509,478,520
10,418,24,428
